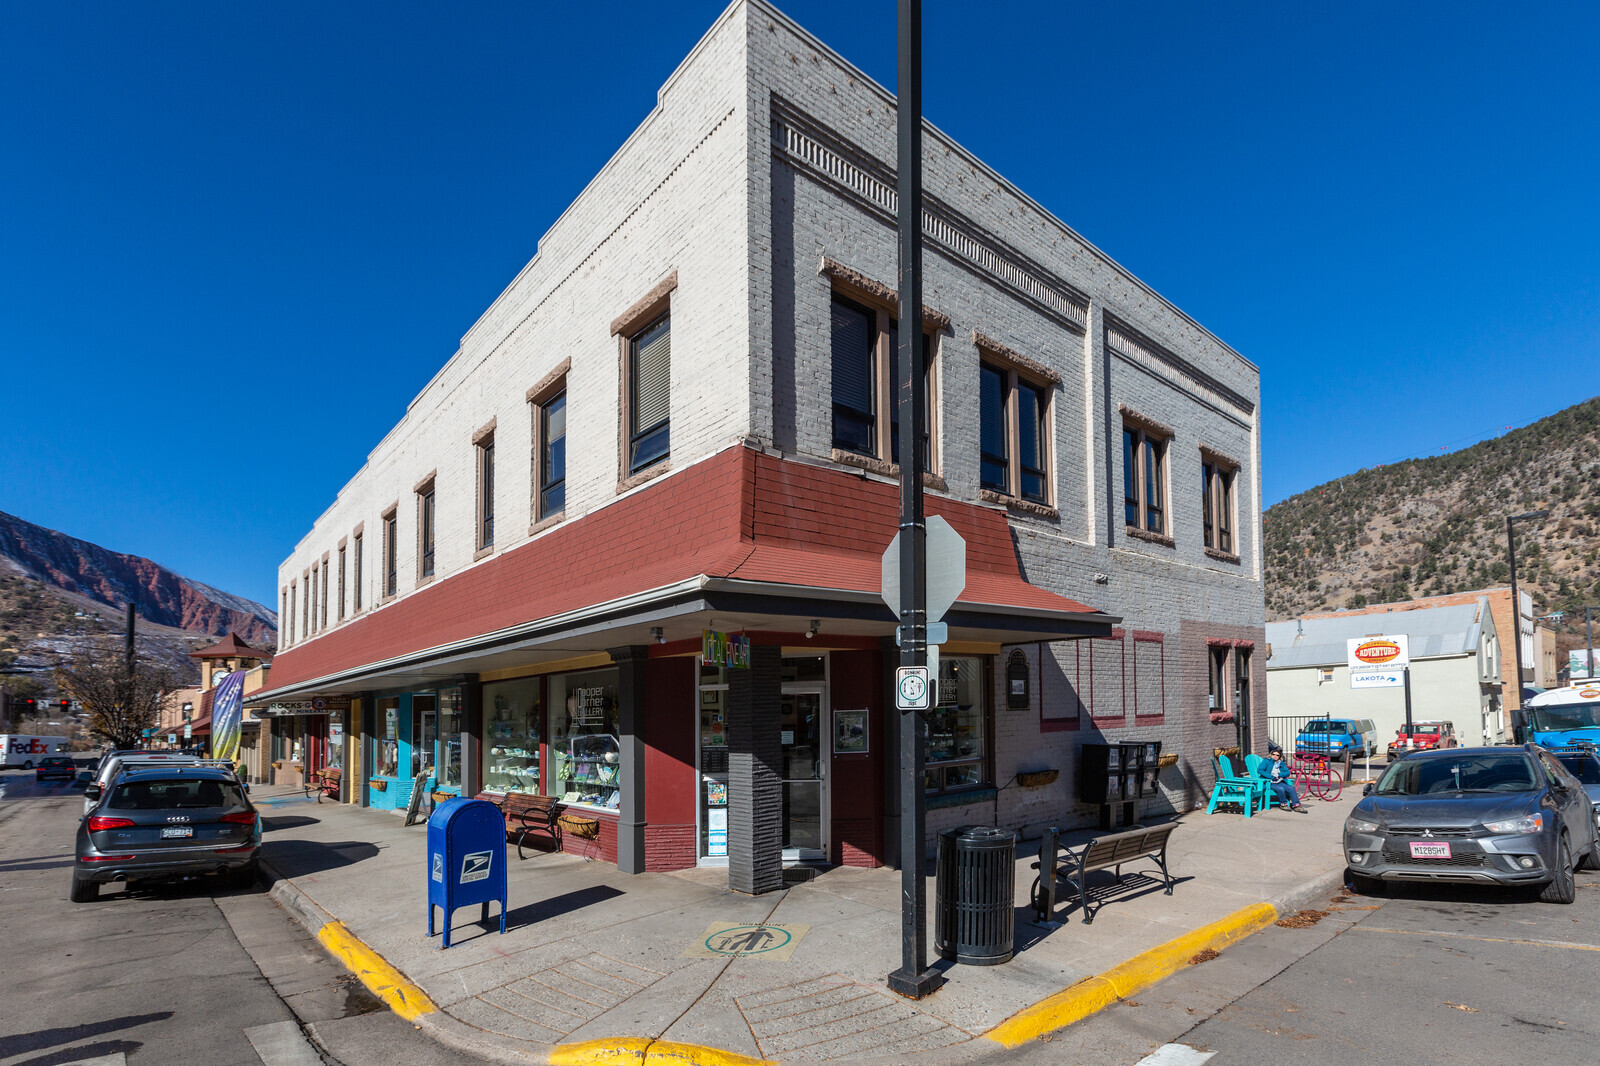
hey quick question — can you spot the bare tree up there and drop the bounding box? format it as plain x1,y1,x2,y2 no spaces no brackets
54,635,172,750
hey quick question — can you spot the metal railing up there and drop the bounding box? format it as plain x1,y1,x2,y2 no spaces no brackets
1267,714,1332,753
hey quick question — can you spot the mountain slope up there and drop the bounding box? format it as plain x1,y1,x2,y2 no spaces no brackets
0,509,277,644
1264,396,1600,622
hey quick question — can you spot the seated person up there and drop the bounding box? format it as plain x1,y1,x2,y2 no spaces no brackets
1258,749,1307,813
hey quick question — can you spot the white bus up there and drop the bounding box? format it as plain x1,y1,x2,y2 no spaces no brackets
1,734,70,769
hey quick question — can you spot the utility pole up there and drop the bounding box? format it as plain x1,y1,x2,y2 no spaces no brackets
1585,605,1597,680
1505,510,1548,742
887,0,940,1002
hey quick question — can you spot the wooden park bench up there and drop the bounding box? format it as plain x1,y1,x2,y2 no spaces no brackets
476,792,562,859
1031,822,1178,925
305,767,341,804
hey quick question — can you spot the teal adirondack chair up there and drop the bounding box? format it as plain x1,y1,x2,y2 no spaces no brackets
1207,754,1269,815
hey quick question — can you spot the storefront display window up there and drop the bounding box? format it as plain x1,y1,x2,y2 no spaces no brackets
327,721,344,771
699,664,729,860
413,694,436,778
484,678,541,795
437,688,463,790
376,698,400,778
925,656,988,793
550,668,621,812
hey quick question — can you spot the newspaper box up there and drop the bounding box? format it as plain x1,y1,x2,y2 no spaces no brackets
426,797,507,949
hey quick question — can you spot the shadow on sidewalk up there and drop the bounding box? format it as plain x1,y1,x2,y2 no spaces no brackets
262,840,382,876
1016,871,1198,943
262,815,321,832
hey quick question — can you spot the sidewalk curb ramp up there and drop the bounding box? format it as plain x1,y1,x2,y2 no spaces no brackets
260,853,1346,1064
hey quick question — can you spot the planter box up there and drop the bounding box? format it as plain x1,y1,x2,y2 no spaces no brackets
1015,769,1059,788
370,779,388,793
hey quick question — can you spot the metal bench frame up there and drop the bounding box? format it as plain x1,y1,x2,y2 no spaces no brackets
493,793,561,859
1031,822,1177,925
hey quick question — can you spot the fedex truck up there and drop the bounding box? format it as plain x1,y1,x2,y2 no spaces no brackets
1,734,69,770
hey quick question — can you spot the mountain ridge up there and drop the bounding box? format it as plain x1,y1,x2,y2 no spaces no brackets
0,509,277,644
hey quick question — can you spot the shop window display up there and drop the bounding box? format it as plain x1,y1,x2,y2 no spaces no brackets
484,678,541,795
550,668,621,811
413,694,436,778
699,664,729,859
375,698,400,778
925,656,987,792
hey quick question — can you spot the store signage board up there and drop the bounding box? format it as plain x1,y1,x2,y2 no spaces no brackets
1350,670,1403,690
1347,635,1409,671
702,630,752,669
1571,650,1598,678
256,696,352,717
895,622,948,646
880,515,966,623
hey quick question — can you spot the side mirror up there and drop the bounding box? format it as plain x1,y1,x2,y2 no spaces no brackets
84,784,102,801
1362,783,1374,796
242,782,251,792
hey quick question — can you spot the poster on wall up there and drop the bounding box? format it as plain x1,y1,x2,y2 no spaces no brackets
833,709,868,754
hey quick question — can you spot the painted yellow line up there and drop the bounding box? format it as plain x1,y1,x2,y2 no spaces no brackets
984,901,1279,1049
549,1038,773,1066
315,920,437,1021
1350,926,1600,952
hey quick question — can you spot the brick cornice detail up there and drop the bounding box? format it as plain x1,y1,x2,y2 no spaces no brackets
1125,524,1175,548
609,271,678,337
1205,546,1242,565
1118,403,1174,440
819,258,950,331
526,357,572,405
472,417,497,445
412,470,436,494
1199,443,1241,469
973,331,1060,385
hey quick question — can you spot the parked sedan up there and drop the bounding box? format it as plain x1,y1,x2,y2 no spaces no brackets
1343,746,1600,903
71,766,260,903
35,756,77,782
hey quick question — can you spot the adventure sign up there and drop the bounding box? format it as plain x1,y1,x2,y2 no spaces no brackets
1353,639,1402,665
1347,634,1409,673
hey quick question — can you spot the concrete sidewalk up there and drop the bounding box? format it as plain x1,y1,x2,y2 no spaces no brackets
250,786,1358,1063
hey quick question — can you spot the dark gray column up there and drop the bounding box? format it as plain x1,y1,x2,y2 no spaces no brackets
608,646,650,875
359,693,376,808
878,636,902,870
727,644,783,894
462,679,483,798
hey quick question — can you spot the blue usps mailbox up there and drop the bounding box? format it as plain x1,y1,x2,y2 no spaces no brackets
426,797,507,949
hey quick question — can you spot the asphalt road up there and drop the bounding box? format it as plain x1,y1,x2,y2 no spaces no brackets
0,767,462,1066
1006,866,1600,1064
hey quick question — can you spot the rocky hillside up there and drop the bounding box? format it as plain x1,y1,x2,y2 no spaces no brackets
0,509,277,644
1264,396,1600,624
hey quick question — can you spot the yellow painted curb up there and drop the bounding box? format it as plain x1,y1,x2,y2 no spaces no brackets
984,900,1279,1048
549,1037,773,1066
316,919,438,1021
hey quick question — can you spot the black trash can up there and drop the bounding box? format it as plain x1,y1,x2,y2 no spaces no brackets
934,825,1016,965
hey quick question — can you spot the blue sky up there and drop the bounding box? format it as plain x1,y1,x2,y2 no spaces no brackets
3,1,1596,610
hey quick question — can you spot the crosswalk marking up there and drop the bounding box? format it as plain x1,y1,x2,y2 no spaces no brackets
54,1054,126,1066
1134,1044,1216,1066
244,1020,324,1066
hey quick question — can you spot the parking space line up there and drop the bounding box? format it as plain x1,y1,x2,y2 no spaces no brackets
1350,926,1600,952
1133,1045,1215,1066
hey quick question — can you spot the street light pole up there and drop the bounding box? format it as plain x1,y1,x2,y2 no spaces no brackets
887,0,940,1002
1506,510,1548,742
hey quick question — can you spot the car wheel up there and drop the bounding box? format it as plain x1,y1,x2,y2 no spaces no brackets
1539,838,1576,904
227,861,259,890
22,760,33,770
1348,871,1385,897
69,873,97,903
1579,839,1600,872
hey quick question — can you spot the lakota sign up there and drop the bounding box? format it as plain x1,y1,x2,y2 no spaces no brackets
1347,635,1409,671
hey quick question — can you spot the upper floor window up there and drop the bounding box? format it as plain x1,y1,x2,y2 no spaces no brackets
337,545,346,620
540,390,567,519
417,483,436,579
309,564,318,634
319,560,328,629
980,361,1051,503
353,531,364,610
627,314,670,474
382,511,398,598
830,293,935,470
289,582,297,644
1123,424,1169,536
282,587,291,645
477,435,496,551
1202,459,1237,555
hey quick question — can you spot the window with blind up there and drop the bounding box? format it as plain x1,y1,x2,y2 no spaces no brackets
1017,379,1048,502
628,315,670,474
477,437,495,550
337,545,346,620
540,391,566,519
981,362,1050,502
418,486,436,578
382,512,398,597
831,296,875,456
1124,425,1169,536
353,531,364,610
980,364,1008,492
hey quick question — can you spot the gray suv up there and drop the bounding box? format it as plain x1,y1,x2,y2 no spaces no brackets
72,766,260,902
1343,745,1600,903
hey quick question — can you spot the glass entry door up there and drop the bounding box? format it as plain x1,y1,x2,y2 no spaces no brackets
781,687,827,862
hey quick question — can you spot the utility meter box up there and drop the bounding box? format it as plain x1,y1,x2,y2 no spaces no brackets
427,797,508,949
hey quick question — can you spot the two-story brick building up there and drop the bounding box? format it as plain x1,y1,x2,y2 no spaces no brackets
250,0,1266,891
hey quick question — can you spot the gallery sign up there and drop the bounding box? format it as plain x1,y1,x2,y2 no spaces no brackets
702,630,751,670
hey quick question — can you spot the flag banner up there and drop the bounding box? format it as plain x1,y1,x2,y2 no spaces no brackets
212,670,246,762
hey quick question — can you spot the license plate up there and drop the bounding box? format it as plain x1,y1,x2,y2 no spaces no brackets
1409,841,1450,859
161,826,193,839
